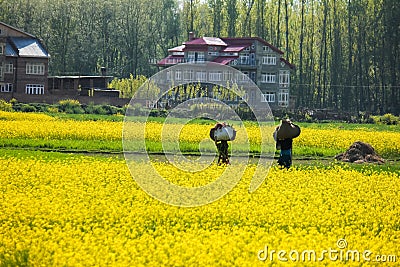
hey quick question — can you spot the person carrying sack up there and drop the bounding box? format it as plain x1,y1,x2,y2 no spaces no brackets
273,119,301,169
210,122,236,165
215,139,229,165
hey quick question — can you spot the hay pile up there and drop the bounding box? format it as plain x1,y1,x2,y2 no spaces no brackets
335,141,385,164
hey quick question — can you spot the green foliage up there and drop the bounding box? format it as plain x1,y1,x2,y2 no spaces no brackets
47,113,124,122
20,104,37,112
0,249,30,267
149,109,167,117
130,103,146,117
57,99,85,114
99,105,119,115
0,99,13,112
1,0,399,114
1,99,126,116
109,75,147,98
58,99,80,110
0,138,123,153
0,112,398,159
372,114,399,125
9,98,18,106
47,106,59,113
85,103,106,115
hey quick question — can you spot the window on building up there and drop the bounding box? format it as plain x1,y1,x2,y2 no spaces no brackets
223,71,233,82
262,55,276,65
25,84,44,95
183,70,194,81
167,58,183,64
279,70,290,87
7,83,13,92
175,70,182,81
0,83,9,92
4,63,13,74
263,46,272,53
187,52,195,62
186,51,205,62
196,71,207,82
26,63,45,75
197,52,205,62
209,71,222,82
166,70,171,81
261,73,276,83
261,92,276,103
230,59,238,66
1,83,13,92
239,54,249,65
236,72,248,83
278,89,289,106
0,44,4,55
0,66,3,78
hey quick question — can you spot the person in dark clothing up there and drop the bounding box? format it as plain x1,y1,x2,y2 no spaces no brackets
210,122,234,165
276,138,293,169
273,119,300,169
215,140,229,165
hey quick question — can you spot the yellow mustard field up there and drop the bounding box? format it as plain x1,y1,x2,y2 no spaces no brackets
0,111,122,141
0,111,399,265
0,153,399,266
0,111,399,157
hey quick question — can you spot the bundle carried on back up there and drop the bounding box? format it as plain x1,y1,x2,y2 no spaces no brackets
273,119,301,141
210,122,236,141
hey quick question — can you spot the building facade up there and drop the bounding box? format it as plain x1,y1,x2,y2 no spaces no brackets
0,22,122,105
0,22,50,98
158,33,294,108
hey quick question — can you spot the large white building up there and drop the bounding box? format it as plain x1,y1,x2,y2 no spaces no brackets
158,33,294,108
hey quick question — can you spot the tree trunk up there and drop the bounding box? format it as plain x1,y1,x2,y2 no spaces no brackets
277,0,281,48
284,0,289,60
298,0,305,107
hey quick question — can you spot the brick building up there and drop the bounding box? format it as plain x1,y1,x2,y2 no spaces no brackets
158,33,294,108
0,22,124,106
0,21,50,98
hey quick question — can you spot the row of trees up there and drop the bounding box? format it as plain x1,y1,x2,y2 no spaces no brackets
0,0,398,114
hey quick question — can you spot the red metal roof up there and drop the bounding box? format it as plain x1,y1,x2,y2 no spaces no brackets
168,45,185,52
158,36,293,67
184,37,227,46
221,37,284,54
213,57,237,65
221,45,247,52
